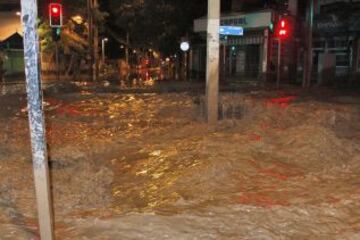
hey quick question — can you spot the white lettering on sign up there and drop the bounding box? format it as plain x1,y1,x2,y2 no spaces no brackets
221,18,247,26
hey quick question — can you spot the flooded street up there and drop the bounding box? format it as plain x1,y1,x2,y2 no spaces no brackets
0,89,359,239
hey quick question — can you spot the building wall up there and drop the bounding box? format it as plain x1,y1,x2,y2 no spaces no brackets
3,49,24,75
313,0,360,78
231,0,267,12
319,0,360,6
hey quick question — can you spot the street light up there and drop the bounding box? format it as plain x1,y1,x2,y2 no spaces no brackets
180,40,190,81
101,37,108,65
180,41,190,52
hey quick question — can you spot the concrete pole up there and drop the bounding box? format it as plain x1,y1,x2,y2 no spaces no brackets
206,0,220,124
20,0,54,239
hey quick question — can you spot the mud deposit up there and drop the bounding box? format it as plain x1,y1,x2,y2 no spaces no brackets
0,91,359,239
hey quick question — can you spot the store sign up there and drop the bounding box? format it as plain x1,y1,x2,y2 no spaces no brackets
219,26,244,36
315,14,346,34
221,18,247,26
194,11,272,33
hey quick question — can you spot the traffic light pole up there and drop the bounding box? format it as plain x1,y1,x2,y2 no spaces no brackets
277,39,281,89
206,0,220,124
55,41,60,82
20,0,54,239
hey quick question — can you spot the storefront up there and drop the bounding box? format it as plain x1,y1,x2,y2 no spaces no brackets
313,1,360,82
192,10,274,81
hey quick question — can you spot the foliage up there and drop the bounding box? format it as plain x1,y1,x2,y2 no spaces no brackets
107,0,207,55
38,0,107,54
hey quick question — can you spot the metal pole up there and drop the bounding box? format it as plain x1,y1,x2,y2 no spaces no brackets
125,32,129,65
223,43,227,82
303,0,314,88
55,42,60,82
277,39,281,89
87,0,94,81
93,0,99,81
184,51,188,81
20,0,54,239
189,49,193,82
102,39,105,65
206,0,220,124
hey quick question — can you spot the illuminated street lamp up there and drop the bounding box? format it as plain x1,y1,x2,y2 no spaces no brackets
102,37,108,65
180,41,190,52
180,40,190,81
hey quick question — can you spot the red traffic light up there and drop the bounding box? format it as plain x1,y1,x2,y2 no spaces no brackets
51,6,60,16
277,19,289,40
49,3,63,27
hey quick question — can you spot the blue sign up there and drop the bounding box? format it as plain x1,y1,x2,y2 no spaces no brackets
219,26,244,36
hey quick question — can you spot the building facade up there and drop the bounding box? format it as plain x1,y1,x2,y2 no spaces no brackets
192,0,300,82
313,0,360,83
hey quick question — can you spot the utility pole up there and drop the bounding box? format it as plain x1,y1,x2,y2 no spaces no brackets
206,0,220,124
20,0,54,239
303,0,314,88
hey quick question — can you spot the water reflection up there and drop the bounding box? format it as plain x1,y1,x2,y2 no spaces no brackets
119,67,161,88
111,148,202,213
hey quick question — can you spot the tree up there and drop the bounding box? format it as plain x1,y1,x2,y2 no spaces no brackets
38,0,107,79
107,0,207,55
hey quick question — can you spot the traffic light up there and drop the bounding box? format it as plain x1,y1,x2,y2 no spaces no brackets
52,28,61,42
49,3,63,27
276,18,289,40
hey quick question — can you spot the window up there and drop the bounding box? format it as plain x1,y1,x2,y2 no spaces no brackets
336,54,350,67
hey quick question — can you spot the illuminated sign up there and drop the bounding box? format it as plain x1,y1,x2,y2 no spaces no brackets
219,26,244,36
